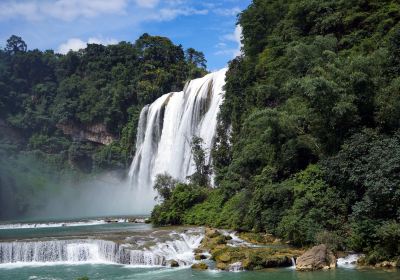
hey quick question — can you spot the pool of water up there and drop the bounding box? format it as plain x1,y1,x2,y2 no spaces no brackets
0,264,398,280
0,217,398,280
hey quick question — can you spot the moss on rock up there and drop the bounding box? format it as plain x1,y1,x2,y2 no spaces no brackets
191,262,209,270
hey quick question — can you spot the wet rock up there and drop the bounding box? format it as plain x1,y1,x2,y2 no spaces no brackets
375,261,398,268
169,260,180,267
296,244,336,271
216,262,228,270
195,254,207,260
194,248,204,254
205,228,221,238
191,262,208,270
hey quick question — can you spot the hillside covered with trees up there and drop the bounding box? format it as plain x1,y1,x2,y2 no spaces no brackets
0,34,206,218
151,0,400,265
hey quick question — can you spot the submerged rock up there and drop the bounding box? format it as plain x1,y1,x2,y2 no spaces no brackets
296,244,336,271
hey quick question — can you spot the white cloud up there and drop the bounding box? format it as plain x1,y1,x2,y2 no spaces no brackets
146,7,208,22
0,2,39,21
215,25,243,58
214,7,241,17
0,0,128,21
135,0,159,8
57,37,118,54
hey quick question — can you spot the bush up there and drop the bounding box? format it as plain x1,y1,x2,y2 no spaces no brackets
151,183,207,225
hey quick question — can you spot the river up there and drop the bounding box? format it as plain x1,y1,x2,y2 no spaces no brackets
0,217,398,280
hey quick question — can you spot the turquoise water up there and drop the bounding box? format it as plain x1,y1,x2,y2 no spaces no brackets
0,220,152,240
1,218,399,280
0,265,398,280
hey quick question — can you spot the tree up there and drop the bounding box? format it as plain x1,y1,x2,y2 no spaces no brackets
188,136,211,187
153,173,178,201
5,35,27,54
185,48,207,69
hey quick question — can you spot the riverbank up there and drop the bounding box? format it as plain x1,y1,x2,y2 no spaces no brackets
189,227,400,272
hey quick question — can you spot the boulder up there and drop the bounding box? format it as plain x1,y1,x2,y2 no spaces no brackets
205,228,221,238
169,260,180,267
296,244,336,271
191,262,208,270
195,254,207,260
375,261,397,268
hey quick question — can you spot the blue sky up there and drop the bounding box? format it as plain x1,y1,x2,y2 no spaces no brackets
0,0,251,70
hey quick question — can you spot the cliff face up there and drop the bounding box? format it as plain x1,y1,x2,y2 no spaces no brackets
56,122,116,145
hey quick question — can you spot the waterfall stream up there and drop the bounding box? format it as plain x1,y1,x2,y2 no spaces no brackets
0,232,203,266
128,69,226,211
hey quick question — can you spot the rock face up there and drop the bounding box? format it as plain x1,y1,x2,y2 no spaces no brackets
57,122,116,145
296,244,337,271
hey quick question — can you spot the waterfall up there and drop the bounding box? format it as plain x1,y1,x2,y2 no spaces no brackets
128,69,227,211
0,233,203,266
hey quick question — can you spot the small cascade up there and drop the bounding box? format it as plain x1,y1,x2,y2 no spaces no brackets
0,232,204,267
291,257,296,268
128,69,227,211
228,262,244,272
337,254,362,268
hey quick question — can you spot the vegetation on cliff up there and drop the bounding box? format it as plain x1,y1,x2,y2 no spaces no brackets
0,34,207,172
152,0,400,266
0,34,206,218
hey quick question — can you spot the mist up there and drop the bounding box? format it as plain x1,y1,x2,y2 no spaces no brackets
30,172,156,220
0,153,156,221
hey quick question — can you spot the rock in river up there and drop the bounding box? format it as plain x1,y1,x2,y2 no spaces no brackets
296,244,336,271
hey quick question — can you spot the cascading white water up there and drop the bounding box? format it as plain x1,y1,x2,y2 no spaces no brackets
0,232,203,266
129,69,227,211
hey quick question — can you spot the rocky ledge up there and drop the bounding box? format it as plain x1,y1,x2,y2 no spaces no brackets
199,228,303,271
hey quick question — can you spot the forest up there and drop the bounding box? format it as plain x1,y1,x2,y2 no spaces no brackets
0,33,206,218
1,0,399,267
151,0,400,265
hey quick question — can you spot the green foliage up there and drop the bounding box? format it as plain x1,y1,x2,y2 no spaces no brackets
5,35,27,54
151,183,207,226
153,173,178,201
154,0,400,262
0,33,206,173
276,165,348,247
188,136,211,187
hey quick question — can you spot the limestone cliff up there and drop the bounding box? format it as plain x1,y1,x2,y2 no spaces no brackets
56,122,116,145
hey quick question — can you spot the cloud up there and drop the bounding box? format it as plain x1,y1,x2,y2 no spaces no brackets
134,0,159,8
0,2,39,21
57,37,118,54
0,0,128,21
146,7,208,22
215,24,243,58
214,7,241,17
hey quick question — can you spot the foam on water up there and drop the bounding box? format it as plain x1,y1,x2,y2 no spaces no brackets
0,232,204,267
337,254,362,268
